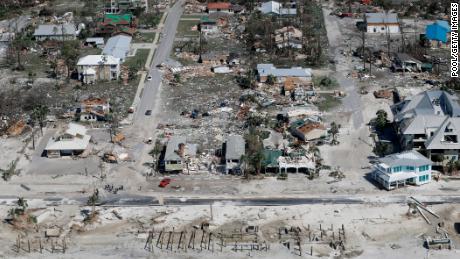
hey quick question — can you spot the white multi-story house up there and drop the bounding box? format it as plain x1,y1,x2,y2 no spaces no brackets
77,55,120,84
373,150,432,190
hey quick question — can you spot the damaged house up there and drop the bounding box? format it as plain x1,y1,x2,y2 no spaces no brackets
372,150,432,190
257,64,312,85
207,2,233,14
393,90,460,163
96,13,137,37
164,136,197,173
365,12,400,34
78,98,111,122
44,123,91,158
391,53,422,72
425,20,451,48
274,26,303,49
200,52,229,65
77,55,121,84
104,0,148,14
289,118,327,142
199,16,218,33
259,1,297,16
224,135,245,174
33,23,77,41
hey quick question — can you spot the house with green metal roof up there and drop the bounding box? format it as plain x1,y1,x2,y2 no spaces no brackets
96,13,137,36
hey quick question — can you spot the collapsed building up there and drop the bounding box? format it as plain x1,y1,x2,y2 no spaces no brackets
164,136,197,173
44,123,91,158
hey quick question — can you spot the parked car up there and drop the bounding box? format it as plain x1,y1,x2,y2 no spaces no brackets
159,178,171,188
145,110,152,116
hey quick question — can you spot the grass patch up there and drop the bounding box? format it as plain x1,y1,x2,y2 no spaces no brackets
176,20,200,38
317,94,341,111
125,49,150,69
133,32,156,43
180,14,203,20
313,76,339,89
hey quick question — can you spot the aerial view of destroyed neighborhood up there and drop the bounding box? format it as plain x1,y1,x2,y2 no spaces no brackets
0,0,459,258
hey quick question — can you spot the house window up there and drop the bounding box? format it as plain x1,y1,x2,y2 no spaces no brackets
419,165,429,172
381,27,385,30
443,135,458,143
393,166,402,173
373,28,377,32
419,174,429,182
405,166,415,171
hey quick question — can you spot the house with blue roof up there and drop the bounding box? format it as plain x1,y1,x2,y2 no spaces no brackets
425,20,451,47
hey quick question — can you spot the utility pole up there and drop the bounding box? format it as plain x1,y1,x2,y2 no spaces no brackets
362,29,365,72
197,22,202,63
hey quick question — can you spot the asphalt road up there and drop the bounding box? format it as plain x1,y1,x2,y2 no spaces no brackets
29,195,460,207
133,0,184,126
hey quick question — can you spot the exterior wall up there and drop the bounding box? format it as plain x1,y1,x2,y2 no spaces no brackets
209,9,233,14
36,35,76,41
374,163,432,190
165,160,183,172
225,159,241,174
78,64,120,82
80,113,98,122
201,25,218,33
367,24,400,34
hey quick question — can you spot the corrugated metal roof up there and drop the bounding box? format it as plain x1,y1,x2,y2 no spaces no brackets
365,13,398,24
225,135,245,160
33,23,76,36
102,35,132,61
379,150,432,168
257,64,311,77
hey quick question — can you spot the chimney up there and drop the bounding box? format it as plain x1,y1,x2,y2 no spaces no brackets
177,143,186,158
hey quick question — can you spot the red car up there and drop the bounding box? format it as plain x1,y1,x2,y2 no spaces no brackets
159,178,171,188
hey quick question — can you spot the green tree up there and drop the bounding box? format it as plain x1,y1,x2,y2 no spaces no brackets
373,142,392,157
10,32,32,70
266,75,276,85
149,140,163,172
375,109,388,130
61,40,80,78
31,105,49,135
242,128,265,176
237,69,257,89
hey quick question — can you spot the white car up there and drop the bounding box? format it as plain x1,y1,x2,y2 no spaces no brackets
147,75,153,81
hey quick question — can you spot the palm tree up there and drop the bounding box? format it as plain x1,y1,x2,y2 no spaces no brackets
329,122,340,145
17,197,27,212
31,105,49,135
87,189,100,216
1,160,21,181
376,109,388,130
